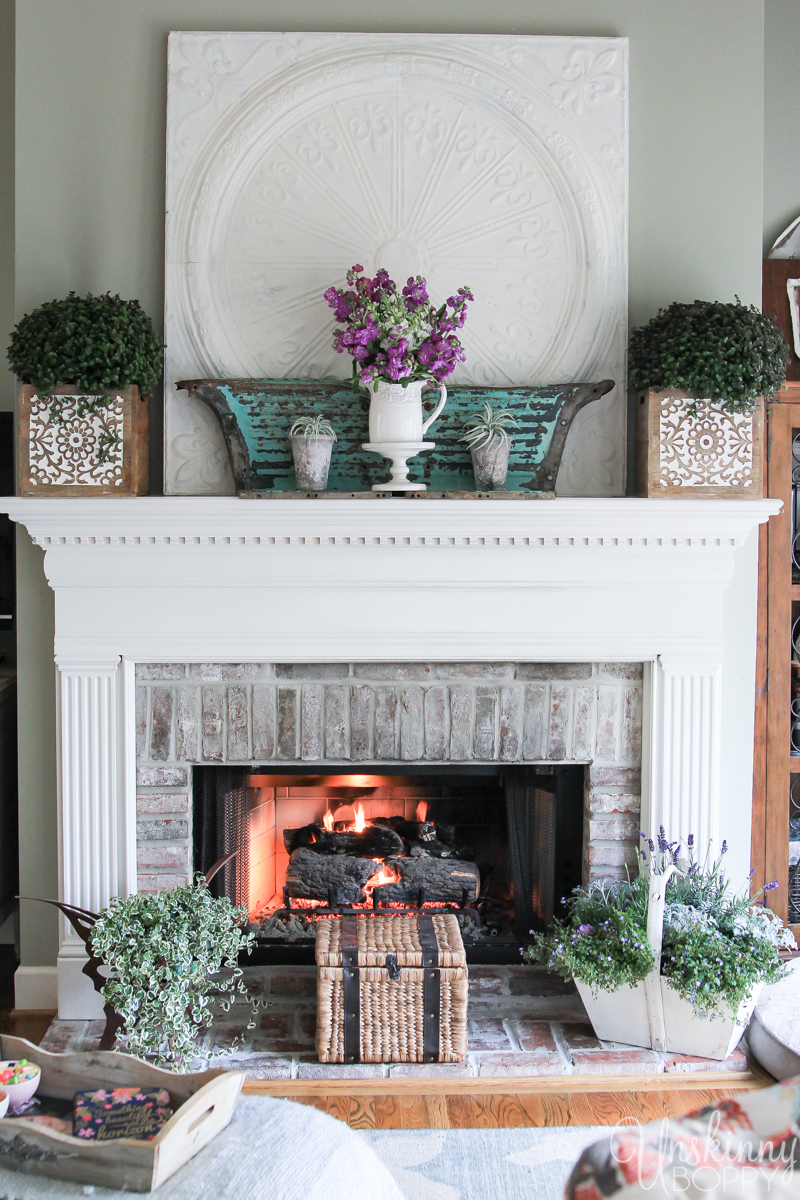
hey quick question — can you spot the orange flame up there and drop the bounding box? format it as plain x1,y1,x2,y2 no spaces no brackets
322,810,334,832
416,801,428,822
354,802,366,832
367,859,401,889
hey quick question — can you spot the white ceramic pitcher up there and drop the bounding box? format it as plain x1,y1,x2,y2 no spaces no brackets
368,379,447,444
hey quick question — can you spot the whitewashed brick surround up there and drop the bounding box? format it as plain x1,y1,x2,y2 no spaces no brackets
135,662,643,896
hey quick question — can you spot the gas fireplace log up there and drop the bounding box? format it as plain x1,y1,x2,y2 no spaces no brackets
409,839,475,860
284,847,379,904
373,857,480,904
283,823,404,858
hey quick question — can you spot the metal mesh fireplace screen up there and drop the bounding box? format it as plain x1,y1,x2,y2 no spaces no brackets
193,767,250,908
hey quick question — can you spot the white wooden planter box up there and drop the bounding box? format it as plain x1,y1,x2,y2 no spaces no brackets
575,978,761,1060
572,866,762,1061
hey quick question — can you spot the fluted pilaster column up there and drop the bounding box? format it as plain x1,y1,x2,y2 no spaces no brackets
55,657,135,1017
645,655,722,852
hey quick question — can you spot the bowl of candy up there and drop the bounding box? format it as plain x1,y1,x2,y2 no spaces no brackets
0,1060,40,1110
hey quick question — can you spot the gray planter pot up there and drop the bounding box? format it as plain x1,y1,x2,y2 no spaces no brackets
470,438,511,490
291,435,333,491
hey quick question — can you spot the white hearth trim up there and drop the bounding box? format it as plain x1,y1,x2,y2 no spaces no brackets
3,496,779,1016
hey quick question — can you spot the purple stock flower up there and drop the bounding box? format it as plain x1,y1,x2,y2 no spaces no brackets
325,265,473,385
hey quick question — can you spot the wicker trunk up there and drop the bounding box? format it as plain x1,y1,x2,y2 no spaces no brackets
316,913,468,1064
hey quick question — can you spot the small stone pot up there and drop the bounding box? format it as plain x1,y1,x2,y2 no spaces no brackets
291,435,333,491
470,438,511,490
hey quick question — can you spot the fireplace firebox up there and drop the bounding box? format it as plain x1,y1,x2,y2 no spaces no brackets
193,763,585,961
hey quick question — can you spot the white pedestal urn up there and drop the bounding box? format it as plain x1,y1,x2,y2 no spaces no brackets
575,866,762,1060
363,379,446,492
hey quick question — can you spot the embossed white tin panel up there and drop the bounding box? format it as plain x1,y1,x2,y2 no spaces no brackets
165,33,628,496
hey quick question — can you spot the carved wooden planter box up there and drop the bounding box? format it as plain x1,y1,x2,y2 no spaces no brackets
636,389,764,497
17,384,149,496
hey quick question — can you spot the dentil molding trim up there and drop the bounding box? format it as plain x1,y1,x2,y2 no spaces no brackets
3,497,780,550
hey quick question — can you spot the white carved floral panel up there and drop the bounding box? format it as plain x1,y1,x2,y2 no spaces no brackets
165,33,628,495
658,397,757,489
27,393,125,487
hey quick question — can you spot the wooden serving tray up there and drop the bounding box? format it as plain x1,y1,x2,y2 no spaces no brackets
0,1037,244,1193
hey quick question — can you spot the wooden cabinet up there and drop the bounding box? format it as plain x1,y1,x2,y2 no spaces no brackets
752,383,800,938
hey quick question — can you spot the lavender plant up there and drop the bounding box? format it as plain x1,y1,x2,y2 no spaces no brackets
526,830,791,1019
324,265,473,390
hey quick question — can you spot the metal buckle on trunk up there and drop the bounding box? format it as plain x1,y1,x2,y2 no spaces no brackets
385,953,400,981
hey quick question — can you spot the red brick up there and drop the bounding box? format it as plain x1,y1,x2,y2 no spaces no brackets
136,791,190,814
662,1048,748,1074
476,1051,566,1077
467,1016,513,1050
559,1021,603,1050
136,872,190,892
570,1049,663,1074
513,1019,559,1052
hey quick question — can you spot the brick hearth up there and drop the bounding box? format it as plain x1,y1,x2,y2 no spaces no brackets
39,966,746,1079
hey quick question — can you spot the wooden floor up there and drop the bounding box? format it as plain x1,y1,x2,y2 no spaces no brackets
245,1069,771,1129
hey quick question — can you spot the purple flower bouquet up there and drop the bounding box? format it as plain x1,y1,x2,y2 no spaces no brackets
324,265,473,390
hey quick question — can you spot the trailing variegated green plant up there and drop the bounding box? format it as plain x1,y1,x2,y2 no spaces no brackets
460,401,519,450
90,877,265,1071
290,414,337,439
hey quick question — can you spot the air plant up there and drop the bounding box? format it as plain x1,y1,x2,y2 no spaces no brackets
289,414,337,440
459,401,519,451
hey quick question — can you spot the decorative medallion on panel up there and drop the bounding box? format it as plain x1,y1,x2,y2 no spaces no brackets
165,33,629,497
26,393,125,489
658,396,757,489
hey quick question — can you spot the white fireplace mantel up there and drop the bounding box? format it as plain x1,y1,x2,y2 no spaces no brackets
5,495,780,1015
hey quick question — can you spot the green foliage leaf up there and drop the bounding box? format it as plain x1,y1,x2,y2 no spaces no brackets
90,876,266,1072
629,298,789,414
7,291,162,395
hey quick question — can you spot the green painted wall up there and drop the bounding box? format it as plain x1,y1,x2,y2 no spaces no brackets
10,0,767,975
764,0,800,254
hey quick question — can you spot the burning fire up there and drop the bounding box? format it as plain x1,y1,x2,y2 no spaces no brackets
353,802,366,832
371,862,401,887
416,801,427,822
322,810,334,832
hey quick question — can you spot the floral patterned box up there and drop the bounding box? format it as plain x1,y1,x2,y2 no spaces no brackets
17,384,149,496
635,388,764,498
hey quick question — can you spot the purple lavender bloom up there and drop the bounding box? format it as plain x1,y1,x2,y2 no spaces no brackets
764,880,780,891
687,833,694,848
576,924,593,935
721,840,728,854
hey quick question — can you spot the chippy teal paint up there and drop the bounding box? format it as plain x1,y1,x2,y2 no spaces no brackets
219,380,578,492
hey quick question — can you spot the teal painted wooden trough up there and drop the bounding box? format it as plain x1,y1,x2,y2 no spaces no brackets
177,378,614,496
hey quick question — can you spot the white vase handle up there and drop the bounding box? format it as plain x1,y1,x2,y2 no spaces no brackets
421,381,447,435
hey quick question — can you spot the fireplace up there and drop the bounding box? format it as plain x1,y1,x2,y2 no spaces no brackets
0,496,777,1015
192,763,586,958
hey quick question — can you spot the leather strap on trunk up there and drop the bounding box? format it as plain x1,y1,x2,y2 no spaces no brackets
418,913,441,1063
341,916,360,1063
